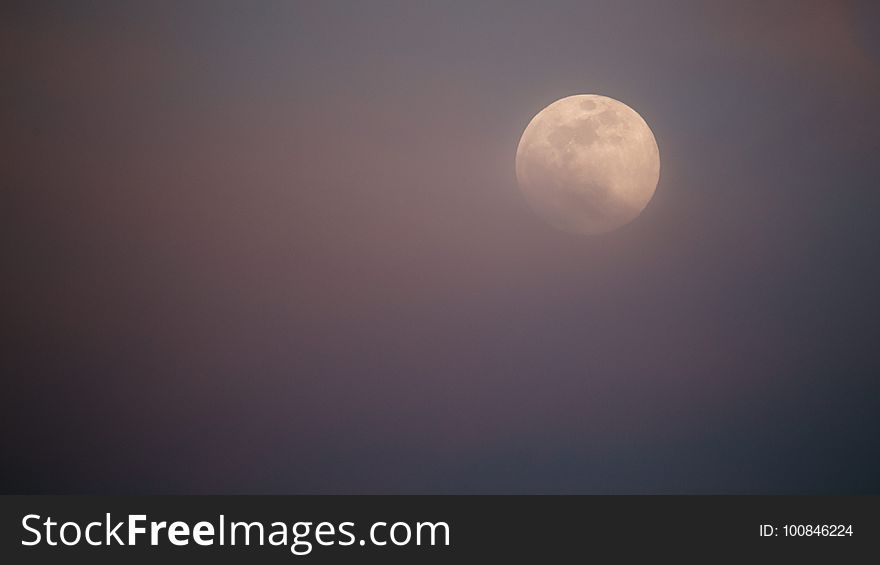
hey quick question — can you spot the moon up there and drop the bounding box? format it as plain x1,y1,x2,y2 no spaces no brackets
515,95,660,235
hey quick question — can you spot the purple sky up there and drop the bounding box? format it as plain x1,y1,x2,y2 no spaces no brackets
4,1,880,493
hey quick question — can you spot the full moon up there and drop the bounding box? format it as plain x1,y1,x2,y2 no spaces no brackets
515,95,660,235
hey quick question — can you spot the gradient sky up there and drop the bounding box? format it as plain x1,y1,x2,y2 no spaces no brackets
4,1,880,493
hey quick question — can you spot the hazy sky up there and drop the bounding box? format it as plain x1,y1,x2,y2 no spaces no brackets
4,1,880,493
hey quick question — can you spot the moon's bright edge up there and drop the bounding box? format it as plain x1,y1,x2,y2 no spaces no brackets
515,95,660,235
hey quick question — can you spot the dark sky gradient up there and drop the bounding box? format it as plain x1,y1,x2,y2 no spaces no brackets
4,1,880,493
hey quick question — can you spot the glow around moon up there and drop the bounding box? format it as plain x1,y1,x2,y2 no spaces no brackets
515,95,660,235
